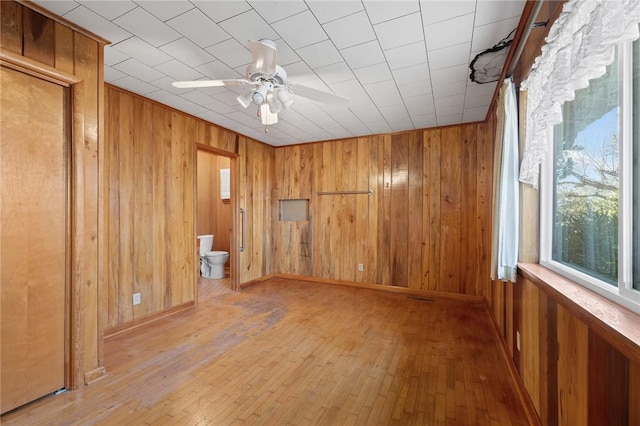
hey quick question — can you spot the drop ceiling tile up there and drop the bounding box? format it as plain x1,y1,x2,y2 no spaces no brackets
353,63,392,85
31,0,78,16
249,1,309,23
155,59,204,81
64,6,132,44
370,90,403,108
181,90,219,107
363,0,419,25
179,102,208,116
465,81,498,97
145,90,190,107
213,91,245,107
475,0,525,26
114,75,158,95
463,105,489,122
272,10,328,49
219,10,279,44
306,0,364,24
420,1,476,26
110,37,171,67
323,11,376,50
374,12,423,51
432,81,467,98
193,0,252,23
166,8,230,48
438,113,464,126
430,64,468,85
315,62,356,84
379,104,410,121
392,63,430,85
104,65,127,82
351,103,384,122
365,122,393,134
397,80,432,98
364,79,399,97
471,17,520,52
137,1,194,21
114,7,181,47
389,121,415,132
78,0,136,20
434,94,465,108
384,41,428,71
195,61,243,80
160,38,215,67
284,61,316,82
424,13,474,50
464,94,491,108
341,40,385,70
427,42,471,70
205,39,252,68
411,113,438,128
404,94,435,115
104,46,129,66
435,104,464,116
272,39,300,65
297,40,342,69
114,58,166,82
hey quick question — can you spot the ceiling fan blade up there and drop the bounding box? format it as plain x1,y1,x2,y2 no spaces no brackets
248,39,277,76
288,83,351,107
172,79,250,89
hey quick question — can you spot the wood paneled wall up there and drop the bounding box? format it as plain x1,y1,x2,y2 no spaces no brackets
273,123,495,296
510,274,640,426
104,85,275,329
0,1,106,385
197,151,231,256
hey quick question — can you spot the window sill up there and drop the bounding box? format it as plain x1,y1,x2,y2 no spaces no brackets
518,262,640,366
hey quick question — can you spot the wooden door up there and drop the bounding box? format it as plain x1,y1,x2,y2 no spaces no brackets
1,66,67,413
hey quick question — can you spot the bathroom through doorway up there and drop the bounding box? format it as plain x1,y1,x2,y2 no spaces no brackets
196,148,234,292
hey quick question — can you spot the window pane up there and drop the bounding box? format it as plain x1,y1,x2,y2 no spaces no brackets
552,54,619,285
634,36,640,290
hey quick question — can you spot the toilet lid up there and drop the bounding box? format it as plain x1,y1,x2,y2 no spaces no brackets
204,250,228,257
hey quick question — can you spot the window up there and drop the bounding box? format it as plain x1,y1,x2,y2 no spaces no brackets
541,37,640,312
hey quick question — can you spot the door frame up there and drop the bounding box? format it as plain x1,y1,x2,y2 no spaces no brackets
1,50,89,390
194,143,239,293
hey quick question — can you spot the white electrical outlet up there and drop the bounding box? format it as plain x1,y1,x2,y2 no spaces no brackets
133,293,141,305
358,263,364,272
516,330,521,351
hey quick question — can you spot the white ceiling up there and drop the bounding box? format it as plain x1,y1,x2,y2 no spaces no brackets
33,0,525,146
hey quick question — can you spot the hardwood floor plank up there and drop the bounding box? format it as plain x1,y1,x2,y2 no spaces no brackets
1,278,530,425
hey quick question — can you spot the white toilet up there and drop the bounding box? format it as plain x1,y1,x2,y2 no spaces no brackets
197,234,230,279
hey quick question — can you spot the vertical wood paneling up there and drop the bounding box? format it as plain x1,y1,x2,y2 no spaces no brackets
630,361,640,425
22,7,55,66
274,125,493,296
105,86,274,326
557,304,588,426
0,1,22,53
439,127,462,293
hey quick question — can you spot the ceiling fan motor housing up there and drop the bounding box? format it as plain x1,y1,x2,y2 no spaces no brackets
245,64,287,86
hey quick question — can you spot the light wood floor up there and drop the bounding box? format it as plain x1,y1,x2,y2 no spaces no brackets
2,278,529,425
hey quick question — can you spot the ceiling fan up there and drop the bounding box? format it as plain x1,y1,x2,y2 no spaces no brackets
172,39,350,131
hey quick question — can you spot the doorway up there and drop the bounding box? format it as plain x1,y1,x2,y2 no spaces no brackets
1,66,67,413
196,148,234,291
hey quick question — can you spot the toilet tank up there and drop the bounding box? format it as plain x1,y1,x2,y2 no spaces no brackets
197,234,214,254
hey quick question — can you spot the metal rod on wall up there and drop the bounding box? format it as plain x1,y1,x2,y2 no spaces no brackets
317,189,373,196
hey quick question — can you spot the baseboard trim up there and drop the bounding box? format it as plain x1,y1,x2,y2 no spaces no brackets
272,273,485,303
84,366,107,385
240,273,278,290
484,299,542,426
104,301,195,339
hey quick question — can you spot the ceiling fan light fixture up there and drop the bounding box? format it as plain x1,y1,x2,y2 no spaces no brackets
259,103,278,125
252,82,271,105
267,93,281,114
237,90,253,108
277,89,293,109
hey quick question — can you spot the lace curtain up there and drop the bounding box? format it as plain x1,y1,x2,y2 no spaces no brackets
519,0,640,188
